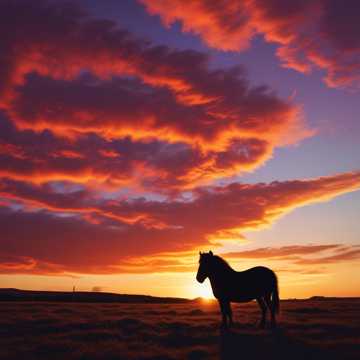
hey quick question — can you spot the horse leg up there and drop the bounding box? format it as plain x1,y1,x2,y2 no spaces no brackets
256,297,267,328
225,301,233,327
219,299,229,329
264,293,276,328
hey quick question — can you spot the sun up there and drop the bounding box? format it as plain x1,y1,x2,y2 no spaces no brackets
199,286,214,300
191,280,214,300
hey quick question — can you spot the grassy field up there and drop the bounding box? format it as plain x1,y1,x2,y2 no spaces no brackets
1,299,359,360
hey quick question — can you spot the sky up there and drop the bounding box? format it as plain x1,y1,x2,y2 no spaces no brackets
0,0,359,299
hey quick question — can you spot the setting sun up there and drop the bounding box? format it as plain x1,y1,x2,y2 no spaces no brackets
190,279,214,300
198,285,214,300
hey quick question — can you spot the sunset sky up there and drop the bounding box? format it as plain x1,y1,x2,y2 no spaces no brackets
0,0,360,299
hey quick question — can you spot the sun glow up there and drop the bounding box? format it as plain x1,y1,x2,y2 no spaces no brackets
192,279,214,300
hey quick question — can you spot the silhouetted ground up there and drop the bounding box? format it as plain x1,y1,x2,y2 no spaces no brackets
0,288,190,303
1,299,359,360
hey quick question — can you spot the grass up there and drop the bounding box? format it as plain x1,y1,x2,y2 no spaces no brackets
1,299,359,359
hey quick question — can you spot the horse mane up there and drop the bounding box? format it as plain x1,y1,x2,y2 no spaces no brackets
212,255,234,272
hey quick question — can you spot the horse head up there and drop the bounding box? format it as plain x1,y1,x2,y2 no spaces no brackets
196,251,213,283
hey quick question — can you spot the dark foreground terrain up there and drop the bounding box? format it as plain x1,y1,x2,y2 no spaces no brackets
1,298,359,360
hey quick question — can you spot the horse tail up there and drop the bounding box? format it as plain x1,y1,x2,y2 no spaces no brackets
272,273,280,314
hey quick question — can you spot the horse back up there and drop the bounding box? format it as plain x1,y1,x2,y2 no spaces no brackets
228,266,277,302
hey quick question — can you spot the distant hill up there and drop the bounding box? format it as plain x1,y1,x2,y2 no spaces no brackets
281,296,360,302
1,289,358,303
308,296,360,301
0,288,192,304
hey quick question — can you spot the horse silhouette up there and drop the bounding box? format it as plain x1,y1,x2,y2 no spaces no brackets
196,251,279,329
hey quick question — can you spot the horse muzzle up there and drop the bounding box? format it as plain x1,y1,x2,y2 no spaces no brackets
196,273,206,283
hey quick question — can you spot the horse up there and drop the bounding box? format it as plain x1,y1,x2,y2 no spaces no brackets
196,251,279,329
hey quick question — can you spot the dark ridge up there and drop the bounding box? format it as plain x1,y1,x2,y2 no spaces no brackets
308,296,360,301
0,288,191,304
1,289,358,304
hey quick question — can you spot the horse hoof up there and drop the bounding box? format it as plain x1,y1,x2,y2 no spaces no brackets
220,323,228,331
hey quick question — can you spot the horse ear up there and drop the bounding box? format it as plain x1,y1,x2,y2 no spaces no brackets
199,251,202,255
209,250,213,256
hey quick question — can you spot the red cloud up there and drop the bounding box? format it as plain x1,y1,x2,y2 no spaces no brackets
141,0,360,88
0,171,359,274
0,0,313,190
0,112,271,190
0,1,309,157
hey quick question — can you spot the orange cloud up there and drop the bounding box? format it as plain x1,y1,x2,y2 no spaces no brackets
0,113,275,190
0,1,317,193
0,171,359,274
141,0,360,88
0,1,310,156
140,0,255,51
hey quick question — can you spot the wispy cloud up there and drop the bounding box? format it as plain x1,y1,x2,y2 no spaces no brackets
1,172,359,274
